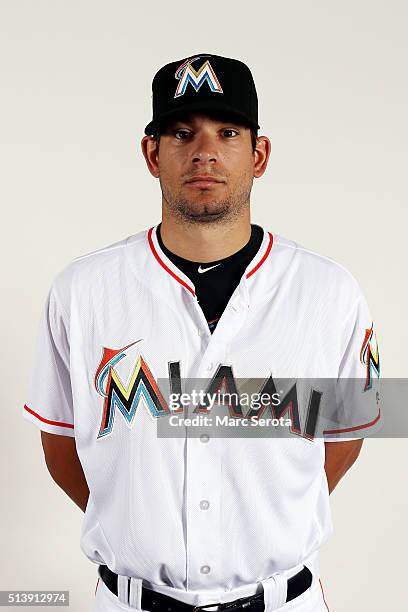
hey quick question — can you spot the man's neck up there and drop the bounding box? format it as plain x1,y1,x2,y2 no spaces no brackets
159,209,252,263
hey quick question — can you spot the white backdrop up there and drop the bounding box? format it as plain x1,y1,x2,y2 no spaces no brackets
1,1,407,610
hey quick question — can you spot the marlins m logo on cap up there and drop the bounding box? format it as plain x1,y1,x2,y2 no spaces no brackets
174,56,223,98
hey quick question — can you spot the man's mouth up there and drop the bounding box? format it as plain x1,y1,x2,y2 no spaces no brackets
185,175,225,188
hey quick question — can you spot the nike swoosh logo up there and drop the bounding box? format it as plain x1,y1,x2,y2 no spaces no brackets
198,264,222,274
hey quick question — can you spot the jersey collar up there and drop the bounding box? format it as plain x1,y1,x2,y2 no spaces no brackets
147,223,274,302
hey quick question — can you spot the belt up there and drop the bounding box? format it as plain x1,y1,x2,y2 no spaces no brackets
98,565,313,611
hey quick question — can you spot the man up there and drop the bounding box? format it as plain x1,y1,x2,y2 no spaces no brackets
23,53,381,611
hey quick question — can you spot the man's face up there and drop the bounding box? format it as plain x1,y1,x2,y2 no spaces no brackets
150,112,257,225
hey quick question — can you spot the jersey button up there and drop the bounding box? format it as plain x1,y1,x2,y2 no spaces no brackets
199,499,210,510
200,434,210,443
200,565,211,574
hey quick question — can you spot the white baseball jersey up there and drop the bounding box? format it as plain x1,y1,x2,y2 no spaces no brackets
22,223,381,606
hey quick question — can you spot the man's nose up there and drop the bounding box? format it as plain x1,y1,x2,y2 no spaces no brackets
190,133,219,163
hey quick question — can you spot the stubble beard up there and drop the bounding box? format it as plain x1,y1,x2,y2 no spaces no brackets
160,178,254,226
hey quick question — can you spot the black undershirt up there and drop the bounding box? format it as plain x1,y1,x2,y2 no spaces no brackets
156,223,264,333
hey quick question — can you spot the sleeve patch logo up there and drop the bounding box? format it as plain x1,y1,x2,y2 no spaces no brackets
360,322,380,391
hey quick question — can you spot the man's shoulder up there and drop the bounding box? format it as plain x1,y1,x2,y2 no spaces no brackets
271,232,362,300
72,227,148,267
49,227,149,306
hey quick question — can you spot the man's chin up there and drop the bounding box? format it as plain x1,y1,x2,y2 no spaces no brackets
175,200,230,219
182,209,228,223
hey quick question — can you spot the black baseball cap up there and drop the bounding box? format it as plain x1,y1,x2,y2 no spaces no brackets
144,53,260,136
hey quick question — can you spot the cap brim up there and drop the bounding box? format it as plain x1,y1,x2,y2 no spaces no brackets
144,99,259,135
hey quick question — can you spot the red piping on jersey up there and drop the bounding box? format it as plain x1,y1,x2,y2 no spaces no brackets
23,404,74,430
147,227,274,292
147,227,196,297
323,407,381,435
319,579,330,611
246,231,273,278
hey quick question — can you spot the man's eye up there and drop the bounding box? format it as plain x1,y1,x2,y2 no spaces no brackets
223,129,239,137
174,130,191,140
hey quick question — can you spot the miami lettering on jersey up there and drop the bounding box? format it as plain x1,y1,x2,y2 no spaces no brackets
174,56,223,98
360,322,380,391
94,341,326,441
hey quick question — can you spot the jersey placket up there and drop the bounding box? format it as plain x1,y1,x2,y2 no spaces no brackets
182,278,251,590
146,223,263,591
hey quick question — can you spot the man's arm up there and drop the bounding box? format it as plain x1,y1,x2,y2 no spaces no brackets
41,431,89,512
324,439,364,494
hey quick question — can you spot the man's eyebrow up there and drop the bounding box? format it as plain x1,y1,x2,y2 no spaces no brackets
164,122,191,130
167,121,247,130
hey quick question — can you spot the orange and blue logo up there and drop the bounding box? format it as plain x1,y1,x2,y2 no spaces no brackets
94,340,178,438
174,56,223,98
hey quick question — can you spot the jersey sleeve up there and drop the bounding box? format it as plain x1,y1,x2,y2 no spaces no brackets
322,285,382,442
22,281,75,437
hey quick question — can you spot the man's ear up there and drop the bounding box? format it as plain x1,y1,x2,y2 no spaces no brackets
141,136,160,178
253,136,272,179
